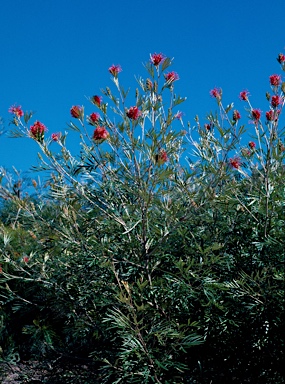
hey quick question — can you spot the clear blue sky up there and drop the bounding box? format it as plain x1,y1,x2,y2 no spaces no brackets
1,0,284,175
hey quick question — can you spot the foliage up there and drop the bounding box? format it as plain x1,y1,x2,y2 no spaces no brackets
0,52,285,383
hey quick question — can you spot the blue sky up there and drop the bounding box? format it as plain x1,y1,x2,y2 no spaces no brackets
1,0,284,176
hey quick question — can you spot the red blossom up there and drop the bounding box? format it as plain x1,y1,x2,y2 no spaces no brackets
156,149,168,165
30,121,46,141
0,265,2,273
88,112,100,125
164,71,179,83
239,90,250,101
271,95,283,108
266,109,280,121
23,256,29,263
210,88,222,99
109,64,122,77
91,95,102,107
9,105,24,118
51,132,61,141
277,53,285,64
233,110,241,121
251,109,261,121
269,74,281,86
248,141,256,149
70,105,83,119
150,53,165,66
126,106,141,120
204,122,213,131
229,157,241,169
93,126,109,143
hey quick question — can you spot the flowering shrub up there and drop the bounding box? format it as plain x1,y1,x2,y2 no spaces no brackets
0,50,284,383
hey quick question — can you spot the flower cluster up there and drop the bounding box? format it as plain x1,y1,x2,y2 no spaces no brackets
164,71,179,83
88,112,100,125
210,88,222,99
51,132,61,142
109,64,122,77
9,105,24,118
271,95,283,108
233,110,241,121
266,109,280,121
126,106,141,120
239,90,250,101
251,109,261,122
70,105,83,119
91,95,102,107
269,74,281,86
93,126,109,143
248,141,256,149
30,121,46,142
229,156,241,169
277,53,285,64
150,53,165,66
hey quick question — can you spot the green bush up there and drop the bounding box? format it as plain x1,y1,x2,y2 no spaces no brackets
0,52,284,383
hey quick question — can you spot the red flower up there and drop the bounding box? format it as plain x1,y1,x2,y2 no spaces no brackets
266,109,280,121
229,157,241,169
271,95,283,108
0,265,2,274
248,141,256,149
51,132,61,141
210,88,222,99
126,106,141,120
93,126,109,143
91,95,102,107
233,110,241,121
9,105,24,118
164,71,179,83
239,90,250,101
204,122,213,131
150,53,165,66
251,109,261,121
277,53,285,64
30,121,46,142
23,256,29,263
269,74,281,86
70,105,83,119
156,149,168,165
109,64,122,77
88,112,100,125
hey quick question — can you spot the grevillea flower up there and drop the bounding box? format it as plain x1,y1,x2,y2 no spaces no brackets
210,88,222,99
251,109,261,121
269,74,281,86
93,126,109,143
109,64,122,77
248,141,256,149
277,53,285,64
150,53,165,66
70,105,83,119
0,265,2,274
156,149,168,165
229,157,241,169
126,106,141,120
164,71,179,83
30,121,46,142
271,95,283,108
266,109,280,121
233,110,241,121
239,90,250,101
51,132,61,141
9,105,24,118
91,95,102,107
88,112,100,125
23,256,29,263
